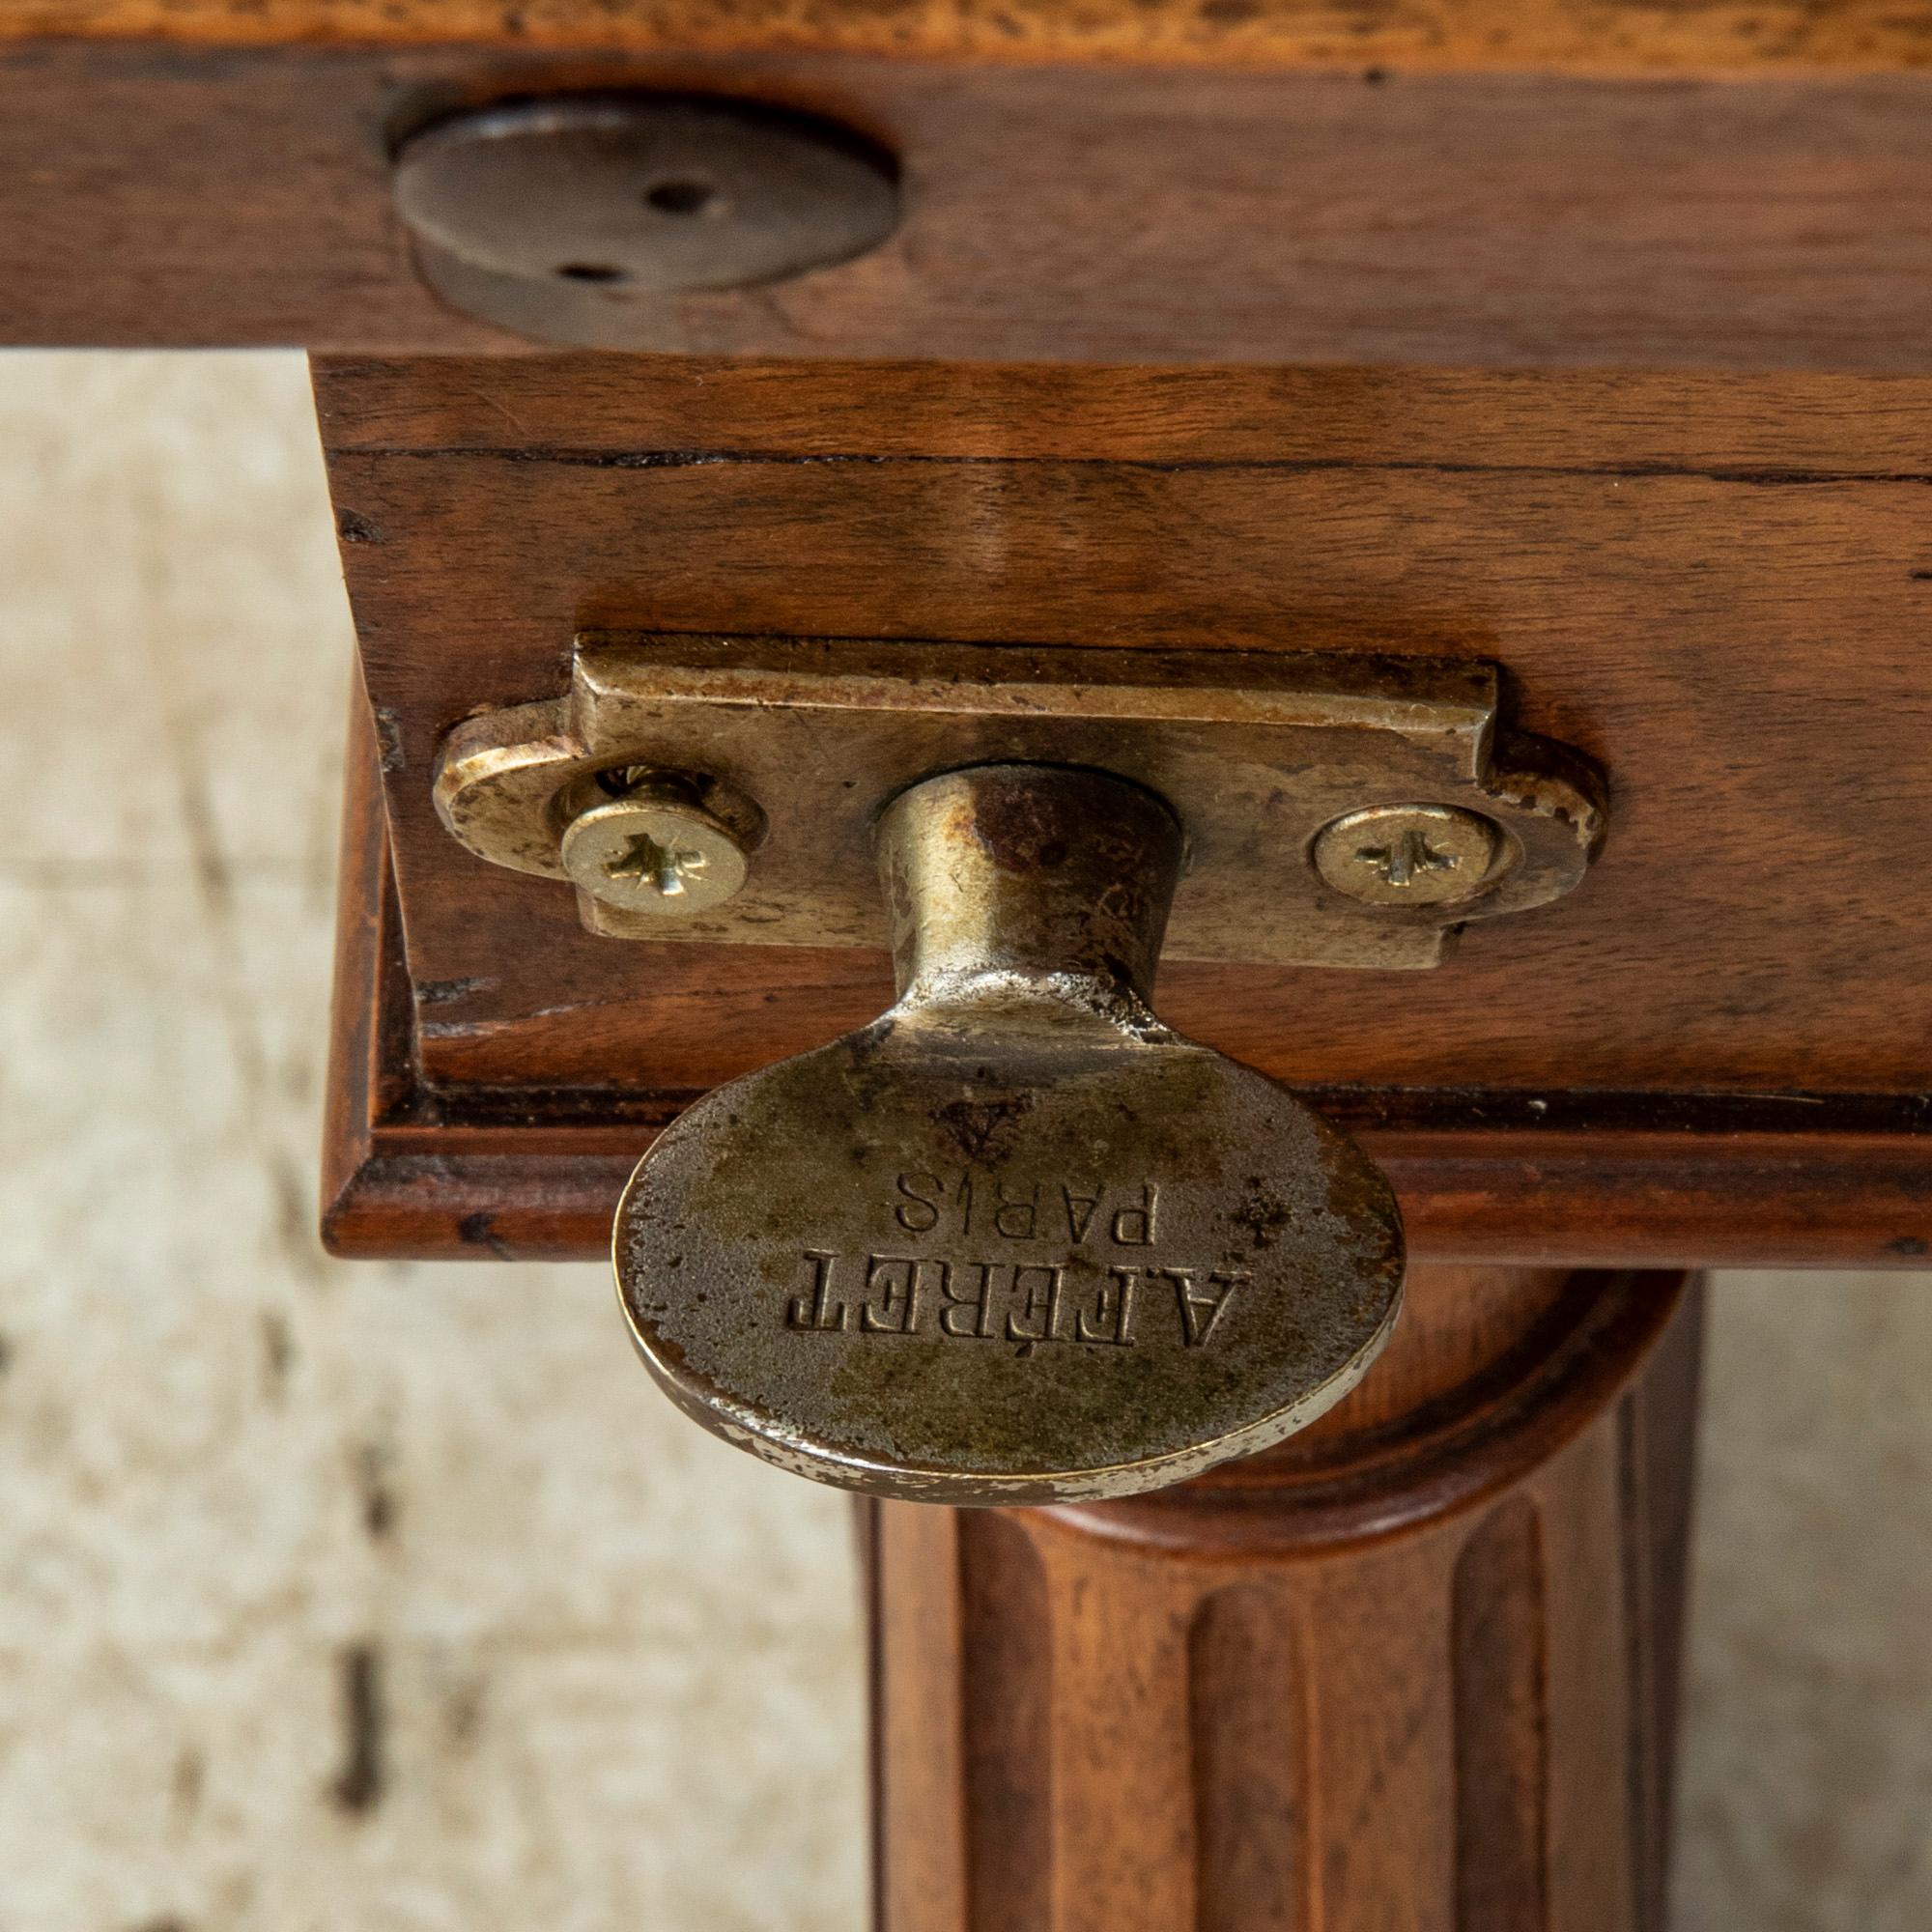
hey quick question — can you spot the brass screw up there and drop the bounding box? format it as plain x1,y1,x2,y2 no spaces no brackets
1312,804,1503,909
560,772,750,916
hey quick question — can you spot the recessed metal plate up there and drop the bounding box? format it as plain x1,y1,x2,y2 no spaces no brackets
394,95,901,342
433,633,1605,970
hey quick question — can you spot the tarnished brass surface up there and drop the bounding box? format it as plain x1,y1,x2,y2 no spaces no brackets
1312,802,1503,909
613,765,1405,1504
558,770,751,915
435,633,1604,970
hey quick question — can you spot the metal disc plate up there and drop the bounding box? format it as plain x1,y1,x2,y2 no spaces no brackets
395,95,901,344
614,1027,1405,1504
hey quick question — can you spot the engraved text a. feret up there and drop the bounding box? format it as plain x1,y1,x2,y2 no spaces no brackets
783,1174,1247,1349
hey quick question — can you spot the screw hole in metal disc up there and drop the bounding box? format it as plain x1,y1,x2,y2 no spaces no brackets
645,179,719,216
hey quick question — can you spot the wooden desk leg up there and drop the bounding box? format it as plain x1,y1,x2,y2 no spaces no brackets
867,1267,1702,1932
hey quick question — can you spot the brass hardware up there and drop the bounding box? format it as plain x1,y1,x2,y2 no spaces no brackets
435,634,1605,971
392,96,900,344
432,638,1602,1497
1313,802,1503,908
559,771,752,917
614,763,1405,1504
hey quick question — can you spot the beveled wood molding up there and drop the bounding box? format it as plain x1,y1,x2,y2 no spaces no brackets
19,0,1932,75
326,696,1932,1268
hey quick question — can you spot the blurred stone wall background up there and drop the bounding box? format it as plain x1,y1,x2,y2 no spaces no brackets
0,353,1924,1931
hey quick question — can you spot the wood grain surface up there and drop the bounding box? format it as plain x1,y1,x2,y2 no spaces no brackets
320,355,1932,1267
6,43,1932,370
867,1265,1704,1932
322,354,1932,1094
18,0,1932,75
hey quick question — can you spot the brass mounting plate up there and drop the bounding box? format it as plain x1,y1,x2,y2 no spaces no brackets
433,634,1605,971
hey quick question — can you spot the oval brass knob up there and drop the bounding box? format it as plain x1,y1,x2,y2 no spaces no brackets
614,763,1405,1503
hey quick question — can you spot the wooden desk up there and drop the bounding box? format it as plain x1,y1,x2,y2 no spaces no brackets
13,7,1929,1924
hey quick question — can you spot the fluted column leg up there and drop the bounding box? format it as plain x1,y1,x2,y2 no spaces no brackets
869,1267,1702,1932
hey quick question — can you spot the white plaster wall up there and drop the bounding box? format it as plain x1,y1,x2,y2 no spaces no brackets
0,354,864,1932
0,353,1923,1929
